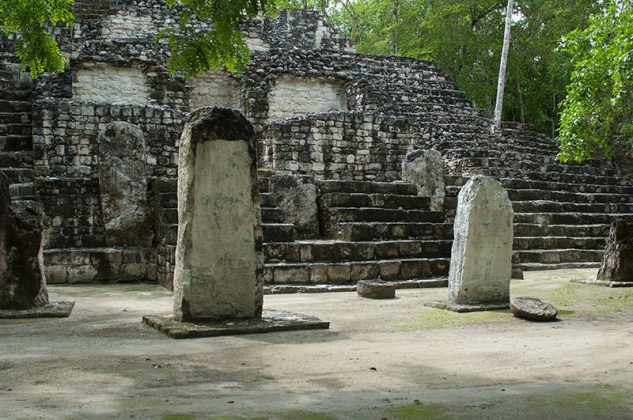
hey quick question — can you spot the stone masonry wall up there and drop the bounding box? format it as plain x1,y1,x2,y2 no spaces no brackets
267,112,412,181
32,101,183,179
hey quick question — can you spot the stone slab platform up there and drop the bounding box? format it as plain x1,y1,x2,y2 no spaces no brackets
0,301,74,319
264,278,448,295
424,301,509,313
143,309,330,339
571,279,633,288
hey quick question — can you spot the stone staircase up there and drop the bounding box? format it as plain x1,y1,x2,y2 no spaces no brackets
262,179,451,290
153,175,452,290
0,61,35,201
441,126,633,271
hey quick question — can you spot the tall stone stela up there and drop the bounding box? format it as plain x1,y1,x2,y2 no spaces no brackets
447,175,514,309
173,108,263,322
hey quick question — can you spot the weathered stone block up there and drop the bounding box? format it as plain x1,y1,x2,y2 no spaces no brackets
402,149,445,211
511,297,558,322
173,108,263,321
447,175,513,309
270,174,319,238
357,280,396,299
596,219,633,285
0,198,49,310
98,121,153,247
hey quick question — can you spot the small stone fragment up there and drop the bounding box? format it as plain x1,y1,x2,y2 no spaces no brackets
511,297,558,322
357,280,395,299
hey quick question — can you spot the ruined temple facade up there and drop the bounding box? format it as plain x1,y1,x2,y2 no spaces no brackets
1,1,632,289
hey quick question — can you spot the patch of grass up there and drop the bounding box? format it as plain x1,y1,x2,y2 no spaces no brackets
397,308,511,330
278,411,335,420
387,402,447,419
163,415,196,420
537,282,633,318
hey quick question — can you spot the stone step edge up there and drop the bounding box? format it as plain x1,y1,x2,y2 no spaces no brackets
264,277,448,294
265,257,450,268
515,262,601,271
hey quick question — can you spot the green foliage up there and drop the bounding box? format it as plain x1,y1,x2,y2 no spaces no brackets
557,0,633,162
331,0,599,136
160,0,280,78
0,0,74,77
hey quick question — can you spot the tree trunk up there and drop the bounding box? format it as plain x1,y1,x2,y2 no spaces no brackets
493,0,514,132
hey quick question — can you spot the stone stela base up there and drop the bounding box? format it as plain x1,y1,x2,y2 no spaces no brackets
143,309,330,339
571,279,633,288
0,301,75,319
424,301,510,313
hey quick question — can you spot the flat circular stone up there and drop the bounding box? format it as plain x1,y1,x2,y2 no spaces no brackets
357,280,396,299
511,297,558,322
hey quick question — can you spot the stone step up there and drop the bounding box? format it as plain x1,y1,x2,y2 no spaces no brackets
264,258,451,285
499,177,633,195
336,222,452,242
264,239,452,263
514,223,610,238
0,123,31,137
0,112,31,124
260,192,279,207
323,207,445,224
163,206,286,225
512,200,633,214
163,208,178,224
0,99,31,113
513,236,606,251
505,189,632,204
0,134,32,151
320,192,431,210
318,180,417,195
514,212,631,225
0,88,31,102
1,167,33,183
382,102,480,116
8,181,34,199
163,224,178,245
515,261,601,271
262,223,295,243
514,249,603,264
502,169,632,187
261,207,285,223
158,192,177,209
0,150,33,167
258,176,271,193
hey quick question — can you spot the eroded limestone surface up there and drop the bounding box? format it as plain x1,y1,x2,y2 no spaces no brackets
98,121,152,247
402,149,445,211
447,175,513,307
173,108,263,321
0,172,48,310
596,218,633,285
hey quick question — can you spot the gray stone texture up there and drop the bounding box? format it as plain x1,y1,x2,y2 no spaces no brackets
357,280,396,299
448,175,513,307
402,149,446,211
98,121,153,247
0,172,49,310
270,174,319,238
596,218,633,285
511,297,558,322
173,108,263,322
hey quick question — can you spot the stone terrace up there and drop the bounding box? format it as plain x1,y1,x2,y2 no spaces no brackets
0,3,631,289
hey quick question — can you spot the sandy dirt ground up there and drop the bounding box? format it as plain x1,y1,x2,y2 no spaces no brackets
1,268,632,419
